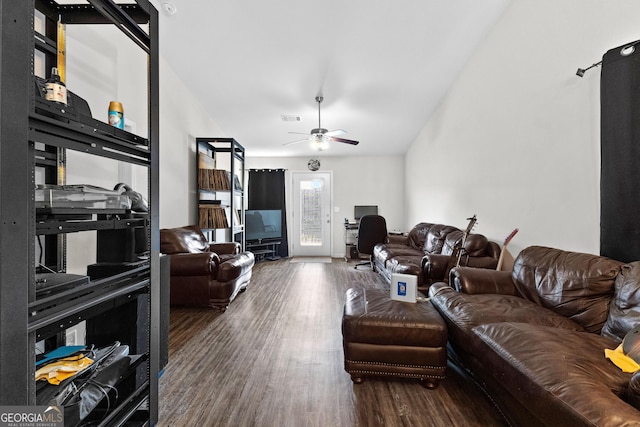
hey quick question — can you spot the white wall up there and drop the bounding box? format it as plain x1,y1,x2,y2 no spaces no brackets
62,24,150,273
64,25,226,229
62,1,640,264
405,0,640,258
157,57,225,229
59,21,225,273
246,156,404,257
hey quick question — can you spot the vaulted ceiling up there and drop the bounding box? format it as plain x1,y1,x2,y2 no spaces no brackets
152,0,510,157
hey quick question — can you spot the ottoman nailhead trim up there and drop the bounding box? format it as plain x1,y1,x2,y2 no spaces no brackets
346,360,446,380
346,359,446,371
347,369,445,380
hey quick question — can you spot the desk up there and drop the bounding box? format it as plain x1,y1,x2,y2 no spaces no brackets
344,222,359,261
247,240,281,262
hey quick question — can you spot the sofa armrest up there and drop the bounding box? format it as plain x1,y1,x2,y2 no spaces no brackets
217,251,255,282
450,267,518,295
422,254,452,282
169,252,220,277
208,242,240,255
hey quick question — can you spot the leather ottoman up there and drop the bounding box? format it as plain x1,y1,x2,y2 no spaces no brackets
341,287,447,388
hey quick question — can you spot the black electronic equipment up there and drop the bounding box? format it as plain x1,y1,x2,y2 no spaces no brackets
245,209,282,242
35,272,89,297
96,223,149,264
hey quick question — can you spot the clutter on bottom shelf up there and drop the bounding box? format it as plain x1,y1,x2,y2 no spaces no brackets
36,342,141,426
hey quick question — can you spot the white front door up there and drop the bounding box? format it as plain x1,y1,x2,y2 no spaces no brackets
291,171,332,256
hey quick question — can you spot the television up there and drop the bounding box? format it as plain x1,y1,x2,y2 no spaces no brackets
354,205,378,221
245,209,282,242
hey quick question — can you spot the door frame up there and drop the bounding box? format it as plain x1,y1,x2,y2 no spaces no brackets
287,170,333,257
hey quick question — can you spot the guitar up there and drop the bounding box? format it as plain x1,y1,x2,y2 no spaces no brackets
496,228,519,271
444,215,477,282
455,215,477,267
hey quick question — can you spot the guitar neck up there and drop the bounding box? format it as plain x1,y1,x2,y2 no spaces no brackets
454,215,477,268
496,228,519,271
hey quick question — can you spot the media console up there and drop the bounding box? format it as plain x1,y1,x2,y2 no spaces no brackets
246,240,281,262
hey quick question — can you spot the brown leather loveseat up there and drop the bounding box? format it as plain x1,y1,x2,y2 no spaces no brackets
429,245,640,426
160,225,255,311
372,222,500,293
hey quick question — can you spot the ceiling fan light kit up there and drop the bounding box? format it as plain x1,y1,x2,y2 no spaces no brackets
284,96,359,150
311,135,329,151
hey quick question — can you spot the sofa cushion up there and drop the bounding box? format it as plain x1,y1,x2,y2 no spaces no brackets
406,222,432,251
464,234,490,257
424,224,460,254
386,255,424,279
375,243,420,260
439,232,490,258
429,284,584,350
602,261,640,342
440,232,462,256
471,322,638,426
512,246,623,334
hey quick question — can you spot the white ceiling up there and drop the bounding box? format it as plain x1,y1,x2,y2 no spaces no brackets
152,0,510,157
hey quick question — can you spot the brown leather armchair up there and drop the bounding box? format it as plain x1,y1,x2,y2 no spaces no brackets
160,225,255,311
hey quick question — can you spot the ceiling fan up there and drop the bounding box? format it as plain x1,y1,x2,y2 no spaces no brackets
284,96,359,151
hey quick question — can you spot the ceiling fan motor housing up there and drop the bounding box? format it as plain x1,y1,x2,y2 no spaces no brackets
311,128,328,135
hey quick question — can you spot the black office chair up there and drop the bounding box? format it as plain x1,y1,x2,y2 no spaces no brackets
354,215,388,269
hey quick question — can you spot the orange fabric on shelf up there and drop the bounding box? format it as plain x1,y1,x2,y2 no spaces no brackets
35,353,94,385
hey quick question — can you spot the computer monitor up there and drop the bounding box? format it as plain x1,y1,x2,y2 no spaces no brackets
354,205,378,221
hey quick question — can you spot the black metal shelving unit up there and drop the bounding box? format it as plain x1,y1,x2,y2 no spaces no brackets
0,0,159,424
196,137,246,251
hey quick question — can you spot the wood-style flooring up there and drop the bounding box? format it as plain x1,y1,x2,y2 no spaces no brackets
157,258,507,427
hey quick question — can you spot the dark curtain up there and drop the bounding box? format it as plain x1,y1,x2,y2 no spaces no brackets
601,40,640,262
248,169,289,257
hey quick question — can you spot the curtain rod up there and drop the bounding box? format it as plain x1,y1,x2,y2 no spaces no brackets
249,168,287,172
577,40,640,77
576,61,602,77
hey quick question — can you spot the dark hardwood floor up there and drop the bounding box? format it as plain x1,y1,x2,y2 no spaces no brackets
157,258,507,426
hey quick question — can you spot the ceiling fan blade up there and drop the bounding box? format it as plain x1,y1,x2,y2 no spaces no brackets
288,131,310,135
329,136,359,146
283,138,308,146
325,129,346,137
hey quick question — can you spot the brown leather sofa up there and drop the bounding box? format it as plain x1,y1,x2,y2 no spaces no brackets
372,222,500,293
160,225,255,311
429,245,640,426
